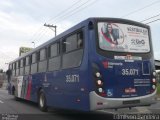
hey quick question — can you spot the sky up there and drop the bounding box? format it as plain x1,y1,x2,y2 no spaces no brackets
0,0,160,70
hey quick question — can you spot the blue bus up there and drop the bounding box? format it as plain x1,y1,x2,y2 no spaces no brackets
8,18,157,112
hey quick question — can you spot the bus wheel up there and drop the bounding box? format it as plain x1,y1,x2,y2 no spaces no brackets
38,90,48,112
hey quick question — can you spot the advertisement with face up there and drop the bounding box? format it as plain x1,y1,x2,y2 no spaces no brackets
98,22,150,53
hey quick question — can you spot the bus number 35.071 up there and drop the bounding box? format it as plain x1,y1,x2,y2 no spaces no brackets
122,69,139,76
66,74,80,83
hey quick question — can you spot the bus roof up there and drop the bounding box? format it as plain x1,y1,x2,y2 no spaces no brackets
9,17,150,63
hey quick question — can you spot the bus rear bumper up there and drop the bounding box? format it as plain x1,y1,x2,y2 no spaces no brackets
89,90,157,111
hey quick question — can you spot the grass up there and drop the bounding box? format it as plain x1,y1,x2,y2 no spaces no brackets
157,83,160,95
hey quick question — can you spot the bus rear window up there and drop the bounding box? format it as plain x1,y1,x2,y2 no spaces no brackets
97,22,150,53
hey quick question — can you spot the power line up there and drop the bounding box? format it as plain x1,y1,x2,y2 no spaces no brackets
54,0,97,24
34,27,48,43
29,26,46,43
145,18,160,24
121,0,160,18
50,0,91,23
47,0,82,23
140,13,160,22
138,13,160,24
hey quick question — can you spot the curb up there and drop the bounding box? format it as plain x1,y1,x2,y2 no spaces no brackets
156,98,160,101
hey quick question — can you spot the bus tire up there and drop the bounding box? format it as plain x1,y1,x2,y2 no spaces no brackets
38,90,48,112
14,96,20,101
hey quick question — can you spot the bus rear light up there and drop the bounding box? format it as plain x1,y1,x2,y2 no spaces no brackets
153,72,156,76
96,72,101,78
152,78,156,83
98,88,103,93
152,85,156,89
97,80,102,85
92,64,105,97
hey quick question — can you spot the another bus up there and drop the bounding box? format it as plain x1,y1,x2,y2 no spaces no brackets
8,18,157,111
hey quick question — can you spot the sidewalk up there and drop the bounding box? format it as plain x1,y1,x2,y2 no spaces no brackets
156,94,160,101
0,80,8,90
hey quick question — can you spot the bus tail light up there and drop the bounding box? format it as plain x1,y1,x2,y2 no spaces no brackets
152,85,156,90
96,72,101,78
98,88,103,93
153,71,156,77
92,63,106,97
151,77,157,93
95,71,106,97
97,80,103,86
152,78,156,83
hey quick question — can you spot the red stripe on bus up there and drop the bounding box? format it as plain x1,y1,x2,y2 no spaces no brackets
26,76,32,100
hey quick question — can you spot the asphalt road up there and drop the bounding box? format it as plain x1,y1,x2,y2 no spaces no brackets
0,88,159,120
0,89,114,120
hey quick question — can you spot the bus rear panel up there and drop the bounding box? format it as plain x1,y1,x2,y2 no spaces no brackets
89,19,156,110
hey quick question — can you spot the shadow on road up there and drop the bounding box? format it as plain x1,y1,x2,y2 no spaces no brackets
49,109,113,120
11,98,114,120
17,110,114,120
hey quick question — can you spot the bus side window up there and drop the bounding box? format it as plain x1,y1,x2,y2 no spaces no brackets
16,61,20,76
49,42,59,58
31,53,38,74
25,56,30,66
31,53,37,63
12,63,16,76
48,42,61,71
37,51,40,62
62,30,84,69
63,34,77,53
62,40,66,53
24,56,30,75
20,59,24,75
40,48,46,61
38,48,47,72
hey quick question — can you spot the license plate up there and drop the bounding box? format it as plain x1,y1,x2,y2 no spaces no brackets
123,100,140,105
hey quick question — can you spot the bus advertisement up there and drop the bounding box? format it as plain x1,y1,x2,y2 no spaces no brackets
8,18,157,112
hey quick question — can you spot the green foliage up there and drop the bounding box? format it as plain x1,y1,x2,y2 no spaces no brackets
157,83,160,95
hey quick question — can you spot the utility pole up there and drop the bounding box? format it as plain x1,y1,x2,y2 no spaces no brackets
44,23,57,37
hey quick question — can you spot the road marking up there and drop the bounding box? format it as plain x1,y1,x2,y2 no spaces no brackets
0,100,4,103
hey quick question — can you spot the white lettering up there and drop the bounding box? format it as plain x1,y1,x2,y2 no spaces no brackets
66,74,79,83
122,69,139,76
